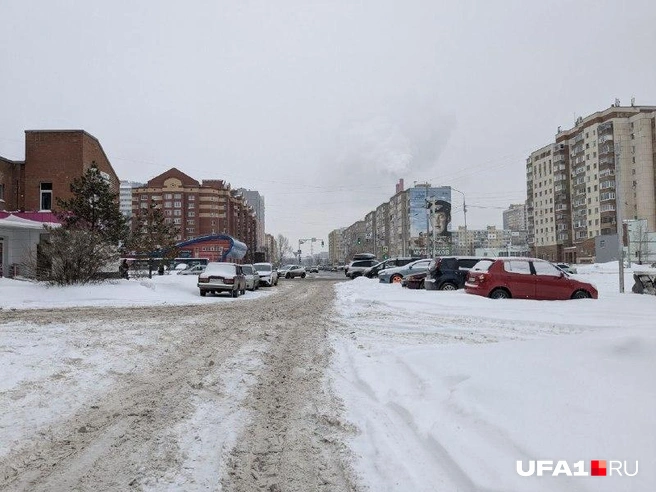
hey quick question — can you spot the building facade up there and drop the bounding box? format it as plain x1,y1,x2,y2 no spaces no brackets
120,181,144,218
0,130,120,213
527,104,656,262
132,168,257,256
237,188,265,251
328,228,345,265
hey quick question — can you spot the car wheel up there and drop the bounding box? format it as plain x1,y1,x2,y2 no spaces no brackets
390,274,402,284
440,282,458,291
301,272,306,278
489,288,511,299
200,290,206,297
572,289,591,299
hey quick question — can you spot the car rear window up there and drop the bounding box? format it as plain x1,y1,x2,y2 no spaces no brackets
471,259,494,272
457,258,480,269
205,262,237,275
242,265,253,274
440,258,458,270
253,263,272,272
352,260,375,267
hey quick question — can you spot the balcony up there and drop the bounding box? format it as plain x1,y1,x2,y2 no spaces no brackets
599,156,615,165
599,134,614,144
574,133,584,143
598,121,612,134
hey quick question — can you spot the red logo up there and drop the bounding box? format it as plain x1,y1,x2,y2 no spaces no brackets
591,460,607,476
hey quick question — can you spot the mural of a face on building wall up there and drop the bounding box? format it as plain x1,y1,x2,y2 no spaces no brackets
430,200,451,236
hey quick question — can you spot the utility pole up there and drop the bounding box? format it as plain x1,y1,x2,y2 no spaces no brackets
424,183,430,258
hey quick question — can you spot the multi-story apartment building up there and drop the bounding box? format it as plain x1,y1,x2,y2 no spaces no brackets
263,233,277,263
132,168,257,254
334,182,455,261
237,188,265,251
328,228,345,265
374,202,390,258
503,203,528,232
119,181,144,218
527,104,656,262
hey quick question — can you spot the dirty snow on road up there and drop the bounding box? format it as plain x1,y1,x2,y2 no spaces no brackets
1,278,357,491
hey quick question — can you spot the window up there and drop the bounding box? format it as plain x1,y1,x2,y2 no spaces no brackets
174,209,182,216
174,201,182,208
188,203,195,209
174,193,182,199
164,201,172,208
188,195,195,201
534,261,560,277
165,193,173,199
173,218,182,224
504,260,531,275
187,211,195,217
165,210,172,216
141,194,148,201
40,183,52,210
0,183,4,201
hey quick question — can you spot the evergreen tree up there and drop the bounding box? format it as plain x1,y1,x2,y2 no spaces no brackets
56,165,128,245
129,203,180,277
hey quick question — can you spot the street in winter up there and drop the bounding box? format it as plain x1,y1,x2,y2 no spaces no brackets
1,265,654,491
2,1,656,491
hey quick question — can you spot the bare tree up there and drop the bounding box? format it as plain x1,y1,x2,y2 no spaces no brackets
276,234,293,266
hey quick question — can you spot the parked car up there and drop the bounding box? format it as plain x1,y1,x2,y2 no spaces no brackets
253,262,278,286
403,271,428,289
309,266,319,273
363,257,422,278
177,264,207,275
464,258,598,300
424,256,484,291
197,262,247,297
241,264,260,291
555,263,578,275
278,265,307,279
378,258,433,283
345,259,378,279
632,268,656,295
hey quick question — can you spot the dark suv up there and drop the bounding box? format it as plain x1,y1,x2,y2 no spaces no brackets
424,256,484,291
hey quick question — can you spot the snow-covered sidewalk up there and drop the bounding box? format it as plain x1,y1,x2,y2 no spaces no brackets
331,264,655,491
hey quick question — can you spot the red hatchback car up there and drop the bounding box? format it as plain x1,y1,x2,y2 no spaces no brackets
465,258,598,300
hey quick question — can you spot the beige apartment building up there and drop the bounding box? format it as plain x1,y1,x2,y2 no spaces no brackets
527,104,656,262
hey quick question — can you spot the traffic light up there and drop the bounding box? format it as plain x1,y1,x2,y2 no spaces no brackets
357,238,361,245
321,240,324,247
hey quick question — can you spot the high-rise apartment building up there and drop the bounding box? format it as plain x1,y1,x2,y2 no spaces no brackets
328,228,345,265
237,188,265,251
527,104,656,262
120,181,144,218
503,203,527,232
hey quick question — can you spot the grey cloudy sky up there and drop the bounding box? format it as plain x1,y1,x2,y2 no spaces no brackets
1,0,655,255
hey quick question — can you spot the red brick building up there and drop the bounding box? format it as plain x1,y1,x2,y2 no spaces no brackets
0,130,120,212
132,168,257,258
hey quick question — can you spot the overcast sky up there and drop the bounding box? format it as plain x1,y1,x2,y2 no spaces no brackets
1,0,655,255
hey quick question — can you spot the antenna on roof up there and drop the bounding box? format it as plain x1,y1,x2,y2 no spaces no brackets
631,96,635,107
615,98,621,107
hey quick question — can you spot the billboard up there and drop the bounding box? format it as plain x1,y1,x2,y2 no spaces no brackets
408,186,452,256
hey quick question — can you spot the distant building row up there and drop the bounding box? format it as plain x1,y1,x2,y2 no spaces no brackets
328,180,529,265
